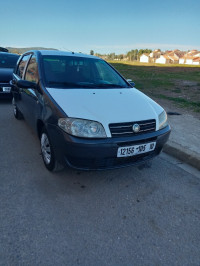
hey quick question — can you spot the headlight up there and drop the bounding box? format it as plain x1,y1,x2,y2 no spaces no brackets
158,110,168,130
58,118,107,138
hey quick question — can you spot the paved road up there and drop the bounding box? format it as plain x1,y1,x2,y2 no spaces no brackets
1,100,200,266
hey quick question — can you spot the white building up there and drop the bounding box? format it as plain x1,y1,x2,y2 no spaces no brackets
185,56,194,65
155,55,170,64
140,54,149,63
179,58,185,64
182,50,200,65
193,57,200,65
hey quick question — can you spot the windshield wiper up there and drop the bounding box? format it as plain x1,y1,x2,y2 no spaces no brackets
48,81,84,88
95,84,126,88
48,81,129,89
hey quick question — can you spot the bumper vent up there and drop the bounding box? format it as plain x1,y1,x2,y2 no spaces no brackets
109,119,156,137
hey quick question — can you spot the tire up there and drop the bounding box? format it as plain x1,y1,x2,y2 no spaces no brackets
12,98,23,120
40,127,64,172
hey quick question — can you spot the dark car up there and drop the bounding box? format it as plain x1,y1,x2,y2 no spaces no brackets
0,52,19,98
12,50,170,171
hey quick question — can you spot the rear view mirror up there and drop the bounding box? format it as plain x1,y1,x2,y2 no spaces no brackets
126,79,135,87
17,80,37,89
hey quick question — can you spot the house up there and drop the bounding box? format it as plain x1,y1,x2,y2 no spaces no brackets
193,57,200,65
155,55,170,64
185,56,195,65
140,53,149,63
137,49,200,65
182,50,200,64
179,57,185,64
186,50,199,56
172,49,185,58
168,55,179,64
149,49,161,58
149,50,161,63
165,50,185,64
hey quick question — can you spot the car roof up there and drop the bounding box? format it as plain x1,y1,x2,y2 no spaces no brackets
0,52,19,57
37,50,100,59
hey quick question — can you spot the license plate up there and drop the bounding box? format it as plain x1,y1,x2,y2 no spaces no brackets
117,142,156,158
3,87,11,93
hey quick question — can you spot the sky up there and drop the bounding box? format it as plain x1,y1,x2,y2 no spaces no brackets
1,0,200,54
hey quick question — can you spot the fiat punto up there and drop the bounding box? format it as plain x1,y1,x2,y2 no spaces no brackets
12,50,170,171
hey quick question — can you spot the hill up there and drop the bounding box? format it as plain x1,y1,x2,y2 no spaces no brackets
6,47,57,54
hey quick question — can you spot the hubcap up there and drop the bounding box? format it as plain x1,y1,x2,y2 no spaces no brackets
41,133,51,164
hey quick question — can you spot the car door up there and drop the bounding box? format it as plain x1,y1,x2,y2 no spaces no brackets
20,54,42,131
12,54,31,115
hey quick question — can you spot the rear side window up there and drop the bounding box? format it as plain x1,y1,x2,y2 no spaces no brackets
16,54,30,78
25,55,39,83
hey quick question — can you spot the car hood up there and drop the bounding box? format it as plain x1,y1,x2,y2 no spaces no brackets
0,68,13,83
46,87,163,137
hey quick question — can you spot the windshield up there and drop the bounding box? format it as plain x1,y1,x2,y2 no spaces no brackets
0,53,19,68
42,55,130,89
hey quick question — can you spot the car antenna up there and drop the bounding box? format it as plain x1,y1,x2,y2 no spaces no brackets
61,47,75,54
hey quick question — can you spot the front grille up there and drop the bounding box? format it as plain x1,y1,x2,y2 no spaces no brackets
109,119,156,137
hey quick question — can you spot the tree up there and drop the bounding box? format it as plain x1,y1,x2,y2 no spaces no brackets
90,50,94,55
107,53,116,60
126,49,139,61
138,49,152,59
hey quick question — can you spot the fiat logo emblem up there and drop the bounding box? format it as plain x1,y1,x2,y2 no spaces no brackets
132,123,140,133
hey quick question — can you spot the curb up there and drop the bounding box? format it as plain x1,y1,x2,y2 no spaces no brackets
163,141,200,171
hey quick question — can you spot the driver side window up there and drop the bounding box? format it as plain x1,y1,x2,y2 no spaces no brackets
25,55,39,83
16,54,30,79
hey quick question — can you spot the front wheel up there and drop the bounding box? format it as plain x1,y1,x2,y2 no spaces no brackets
40,127,64,172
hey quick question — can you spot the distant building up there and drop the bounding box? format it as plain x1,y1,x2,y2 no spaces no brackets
165,50,185,64
149,50,161,58
140,53,149,63
180,50,200,65
149,50,161,63
193,57,200,65
185,56,195,65
155,55,170,64
179,57,185,64
138,49,199,65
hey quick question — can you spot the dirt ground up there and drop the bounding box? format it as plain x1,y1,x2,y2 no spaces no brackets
153,96,200,120
161,80,200,103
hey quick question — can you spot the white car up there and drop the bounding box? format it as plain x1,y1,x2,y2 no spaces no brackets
12,50,171,171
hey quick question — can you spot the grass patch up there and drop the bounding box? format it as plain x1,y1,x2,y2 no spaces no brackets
172,88,182,93
109,61,200,113
157,95,200,112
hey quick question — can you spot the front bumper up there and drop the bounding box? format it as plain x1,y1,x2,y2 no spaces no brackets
47,124,171,170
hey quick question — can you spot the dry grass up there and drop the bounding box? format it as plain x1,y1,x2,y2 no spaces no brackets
109,61,200,113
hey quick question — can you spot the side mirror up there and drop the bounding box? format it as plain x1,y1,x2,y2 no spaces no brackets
126,79,135,87
17,79,37,89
